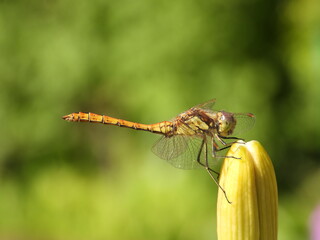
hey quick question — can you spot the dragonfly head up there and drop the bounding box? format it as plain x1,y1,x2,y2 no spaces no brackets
217,111,236,136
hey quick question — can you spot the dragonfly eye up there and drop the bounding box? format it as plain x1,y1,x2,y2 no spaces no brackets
217,111,236,136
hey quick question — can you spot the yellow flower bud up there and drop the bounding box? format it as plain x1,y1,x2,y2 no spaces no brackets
217,140,278,240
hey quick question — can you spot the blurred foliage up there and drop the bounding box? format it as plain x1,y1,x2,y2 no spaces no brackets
0,0,319,239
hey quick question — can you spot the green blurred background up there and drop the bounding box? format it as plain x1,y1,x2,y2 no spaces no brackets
0,0,319,239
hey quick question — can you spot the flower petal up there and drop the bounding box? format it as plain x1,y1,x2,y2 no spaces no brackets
217,141,278,240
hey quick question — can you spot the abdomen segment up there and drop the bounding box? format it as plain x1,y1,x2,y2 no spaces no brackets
62,112,173,135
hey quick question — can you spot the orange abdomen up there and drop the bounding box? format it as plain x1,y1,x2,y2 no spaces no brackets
62,112,173,135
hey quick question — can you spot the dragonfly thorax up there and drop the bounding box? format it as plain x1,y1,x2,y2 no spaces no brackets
173,108,236,138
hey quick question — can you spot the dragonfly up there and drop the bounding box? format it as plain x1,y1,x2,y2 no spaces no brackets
62,99,255,203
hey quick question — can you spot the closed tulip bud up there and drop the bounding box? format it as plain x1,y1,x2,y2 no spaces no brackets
217,140,278,240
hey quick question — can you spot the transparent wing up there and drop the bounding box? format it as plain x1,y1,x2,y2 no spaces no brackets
152,135,190,160
194,99,216,110
152,135,220,169
232,113,256,135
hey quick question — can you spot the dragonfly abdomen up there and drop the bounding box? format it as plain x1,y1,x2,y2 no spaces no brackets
62,112,173,135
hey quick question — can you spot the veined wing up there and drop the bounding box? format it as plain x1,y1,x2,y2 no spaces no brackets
194,98,216,110
152,135,190,161
232,113,256,135
152,135,220,169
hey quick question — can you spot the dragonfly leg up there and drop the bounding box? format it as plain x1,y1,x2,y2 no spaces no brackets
203,139,232,204
216,135,245,159
215,135,227,146
216,134,245,149
215,134,238,151
211,138,232,157
196,140,220,176
211,138,220,157
216,145,232,152
212,137,240,159
220,136,244,141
